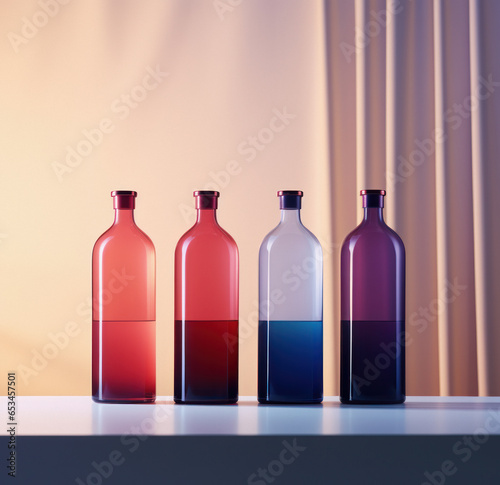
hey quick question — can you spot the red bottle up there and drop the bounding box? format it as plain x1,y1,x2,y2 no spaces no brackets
92,191,156,403
174,191,239,404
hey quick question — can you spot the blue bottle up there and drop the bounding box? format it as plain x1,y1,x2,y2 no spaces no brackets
258,191,323,404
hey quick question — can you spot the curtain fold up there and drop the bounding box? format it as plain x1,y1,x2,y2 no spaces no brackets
326,0,500,395
355,0,368,224
432,0,452,396
469,0,489,397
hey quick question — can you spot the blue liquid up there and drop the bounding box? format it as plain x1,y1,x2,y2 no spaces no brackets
258,320,323,404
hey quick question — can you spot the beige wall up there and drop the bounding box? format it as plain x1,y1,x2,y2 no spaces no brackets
0,0,332,396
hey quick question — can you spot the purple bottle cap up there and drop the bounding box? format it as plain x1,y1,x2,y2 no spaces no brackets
111,190,137,209
278,190,303,210
194,190,219,209
360,189,385,208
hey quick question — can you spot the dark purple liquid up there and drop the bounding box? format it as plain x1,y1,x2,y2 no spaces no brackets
340,320,405,404
174,320,238,404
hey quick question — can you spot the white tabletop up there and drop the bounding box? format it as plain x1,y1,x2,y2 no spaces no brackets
3,396,500,437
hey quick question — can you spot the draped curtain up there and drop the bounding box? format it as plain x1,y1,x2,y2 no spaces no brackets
325,0,500,395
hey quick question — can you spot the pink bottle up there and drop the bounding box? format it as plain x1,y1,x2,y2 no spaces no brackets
174,191,239,404
92,191,156,403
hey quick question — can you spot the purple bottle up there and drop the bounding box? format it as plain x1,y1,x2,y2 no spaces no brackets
340,190,405,404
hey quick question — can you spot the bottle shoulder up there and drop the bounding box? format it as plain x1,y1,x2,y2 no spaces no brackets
260,221,322,254
93,223,155,253
175,222,238,254
341,220,405,253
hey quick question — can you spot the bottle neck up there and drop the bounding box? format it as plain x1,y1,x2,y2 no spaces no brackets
114,209,135,225
196,208,218,224
280,209,301,225
363,207,384,223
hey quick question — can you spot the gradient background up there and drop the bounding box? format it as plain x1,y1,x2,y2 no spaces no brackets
1,0,499,397
0,0,331,397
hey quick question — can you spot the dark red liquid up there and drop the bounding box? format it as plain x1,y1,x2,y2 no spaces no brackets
174,320,238,404
340,320,405,404
92,320,156,403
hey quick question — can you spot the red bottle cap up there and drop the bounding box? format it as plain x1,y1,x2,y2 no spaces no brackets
111,190,137,209
194,190,219,209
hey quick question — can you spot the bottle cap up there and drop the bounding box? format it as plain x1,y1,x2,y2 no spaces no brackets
278,190,303,210
360,189,385,208
111,190,137,209
194,190,219,209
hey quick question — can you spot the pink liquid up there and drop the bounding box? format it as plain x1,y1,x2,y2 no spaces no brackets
92,320,156,403
174,320,238,403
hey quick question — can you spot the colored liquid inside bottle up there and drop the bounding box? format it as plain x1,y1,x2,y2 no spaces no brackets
340,320,405,404
174,320,238,403
92,320,156,402
258,320,323,403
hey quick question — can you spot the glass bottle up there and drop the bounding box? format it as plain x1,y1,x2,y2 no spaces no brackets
258,190,323,404
92,191,156,403
340,189,405,404
174,191,239,404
